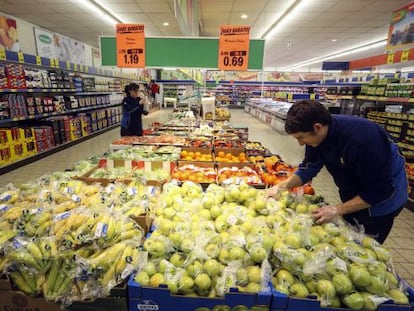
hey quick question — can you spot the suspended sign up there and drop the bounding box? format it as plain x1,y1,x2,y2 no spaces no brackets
116,24,145,68
218,25,250,71
386,2,414,51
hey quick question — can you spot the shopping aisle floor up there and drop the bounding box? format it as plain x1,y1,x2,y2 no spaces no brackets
1,108,413,286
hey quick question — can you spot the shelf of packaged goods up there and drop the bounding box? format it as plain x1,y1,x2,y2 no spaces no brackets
398,142,414,151
0,122,120,175
357,95,412,103
0,103,121,125
0,88,77,93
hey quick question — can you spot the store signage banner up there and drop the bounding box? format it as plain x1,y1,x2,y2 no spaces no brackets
116,24,145,68
386,2,414,51
0,14,21,52
218,25,250,71
34,27,86,64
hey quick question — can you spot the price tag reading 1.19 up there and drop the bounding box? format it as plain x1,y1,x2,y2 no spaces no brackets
218,25,250,71
116,24,145,68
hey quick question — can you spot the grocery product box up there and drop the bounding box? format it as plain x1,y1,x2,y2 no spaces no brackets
132,215,154,235
0,128,21,145
128,276,273,311
19,127,35,142
23,140,37,157
10,142,24,160
0,145,12,165
0,290,61,311
214,147,246,157
99,159,176,174
67,297,127,311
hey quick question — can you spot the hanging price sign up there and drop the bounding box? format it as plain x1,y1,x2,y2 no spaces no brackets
218,25,250,71
17,52,24,63
116,24,145,68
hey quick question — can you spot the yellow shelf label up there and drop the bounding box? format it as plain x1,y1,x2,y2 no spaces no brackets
55,59,60,68
36,56,41,65
74,63,78,71
85,66,89,73
17,52,24,63
50,58,55,67
66,62,71,70
402,49,410,62
0,48,5,61
387,52,395,64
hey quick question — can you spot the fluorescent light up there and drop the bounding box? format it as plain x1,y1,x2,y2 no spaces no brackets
331,39,337,42
261,0,310,40
163,22,169,26
401,67,414,72
241,14,248,19
70,0,123,26
282,39,387,70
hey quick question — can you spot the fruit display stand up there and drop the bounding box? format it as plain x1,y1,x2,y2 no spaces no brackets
128,276,272,311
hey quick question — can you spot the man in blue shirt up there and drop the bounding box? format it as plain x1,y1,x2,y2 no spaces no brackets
267,100,407,243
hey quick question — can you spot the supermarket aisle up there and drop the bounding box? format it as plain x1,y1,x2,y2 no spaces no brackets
0,109,170,187
1,108,414,286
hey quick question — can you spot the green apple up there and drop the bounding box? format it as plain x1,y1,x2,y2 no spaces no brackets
326,258,348,276
148,240,167,258
210,205,222,219
163,207,175,219
229,247,246,261
205,243,220,258
316,279,336,299
134,271,150,286
387,289,409,304
179,276,195,294
187,260,204,278
350,266,371,287
249,246,267,263
195,273,212,291
276,269,295,287
305,280,317,293
342,292,364,310
307,204,319,213
323,223,341,236
330,295,342,308
367,261,387,278
274,283,289,295
360,292,378,311
202,194,216,209
212,305,231,311
329,236,347,248
385,271,399,289
150,273,165,287
204,259,221,277
247,266,262,284
245,282,262,293
218,248,230,264
180,238,193,253
170,253,186,268
166,280,178,294
295,203,308,214
143,262,157,277
366,276,387,296
200,209,212,220
361,236,380,249
289,282,309,298
374,247,390,263
236,267,249,286
168,232,183,248
332,274,353,295
253,197,266,211
310,226,330,242
284,233,302,248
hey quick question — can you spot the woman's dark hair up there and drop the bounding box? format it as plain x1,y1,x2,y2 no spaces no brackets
285,100,332,134
124,83,139,96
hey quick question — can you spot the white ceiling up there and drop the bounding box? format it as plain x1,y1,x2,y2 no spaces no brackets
0,0,410,71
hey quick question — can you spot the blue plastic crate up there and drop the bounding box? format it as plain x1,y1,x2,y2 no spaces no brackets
128,275,274,311
270,283,414,311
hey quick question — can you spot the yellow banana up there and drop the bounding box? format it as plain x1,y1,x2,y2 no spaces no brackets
10,271,34,295
115,246,133,276
8,251,43,271
43,258,61,299
36,220,51,236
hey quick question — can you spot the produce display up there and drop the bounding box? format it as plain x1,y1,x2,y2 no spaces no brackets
108,146,181,161
186,139,213,148
112,135,187,146
180,150,214,162
215,107,231,120
214,139,244,148
88,167,170,183
245,142,268,155
171,164,217,183
217,166,263,185
215,151,248,163
0,175,159,306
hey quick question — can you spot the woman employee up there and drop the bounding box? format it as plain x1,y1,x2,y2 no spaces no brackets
267,100,407,243
120,83,149,136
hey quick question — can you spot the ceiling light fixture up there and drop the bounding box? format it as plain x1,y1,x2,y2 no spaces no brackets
70,0,123,26
331,39,337,42
261,0,308,40
281,39,387,70
241,14,248,19
163,22,169,26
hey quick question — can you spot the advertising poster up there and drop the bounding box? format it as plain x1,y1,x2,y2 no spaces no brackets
386,2,414,51
218,25,250,71
35,27,86,64
116,24,145,68
0,14,20,52
92,48,101,67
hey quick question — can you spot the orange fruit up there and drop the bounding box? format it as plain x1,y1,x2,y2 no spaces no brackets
239,152,246,158
218,151,225,158
188,152,194,158
226,153,233,160
185,156,192,160
195,152,202,157
188,175,197,182
181,150,188,158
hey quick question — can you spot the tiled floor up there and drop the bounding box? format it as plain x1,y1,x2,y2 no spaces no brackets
1,108,413,286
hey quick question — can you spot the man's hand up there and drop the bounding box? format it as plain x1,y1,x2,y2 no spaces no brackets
312,205,340,224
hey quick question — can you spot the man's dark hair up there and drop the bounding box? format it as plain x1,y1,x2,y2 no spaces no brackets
285,100,332,134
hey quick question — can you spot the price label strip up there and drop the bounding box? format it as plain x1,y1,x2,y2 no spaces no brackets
36,56,42,65
218,25,250,71
116,24,146,68
17,52,24,63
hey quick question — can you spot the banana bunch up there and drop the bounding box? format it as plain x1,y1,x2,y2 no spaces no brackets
8,264,44,296
43,256,75,301
14,208,52,237
245,141,266,153
6,238,57,273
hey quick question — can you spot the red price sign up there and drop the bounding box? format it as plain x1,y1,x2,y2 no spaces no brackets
218,25,250,71
116,24,145,68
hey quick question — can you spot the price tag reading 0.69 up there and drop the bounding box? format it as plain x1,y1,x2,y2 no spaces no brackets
222,50,246,67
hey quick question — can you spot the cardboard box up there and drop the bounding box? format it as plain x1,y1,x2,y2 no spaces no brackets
0,274,11,290
132,215,153,234
0,290,61,311
0,128,20,145
214,147,246,157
